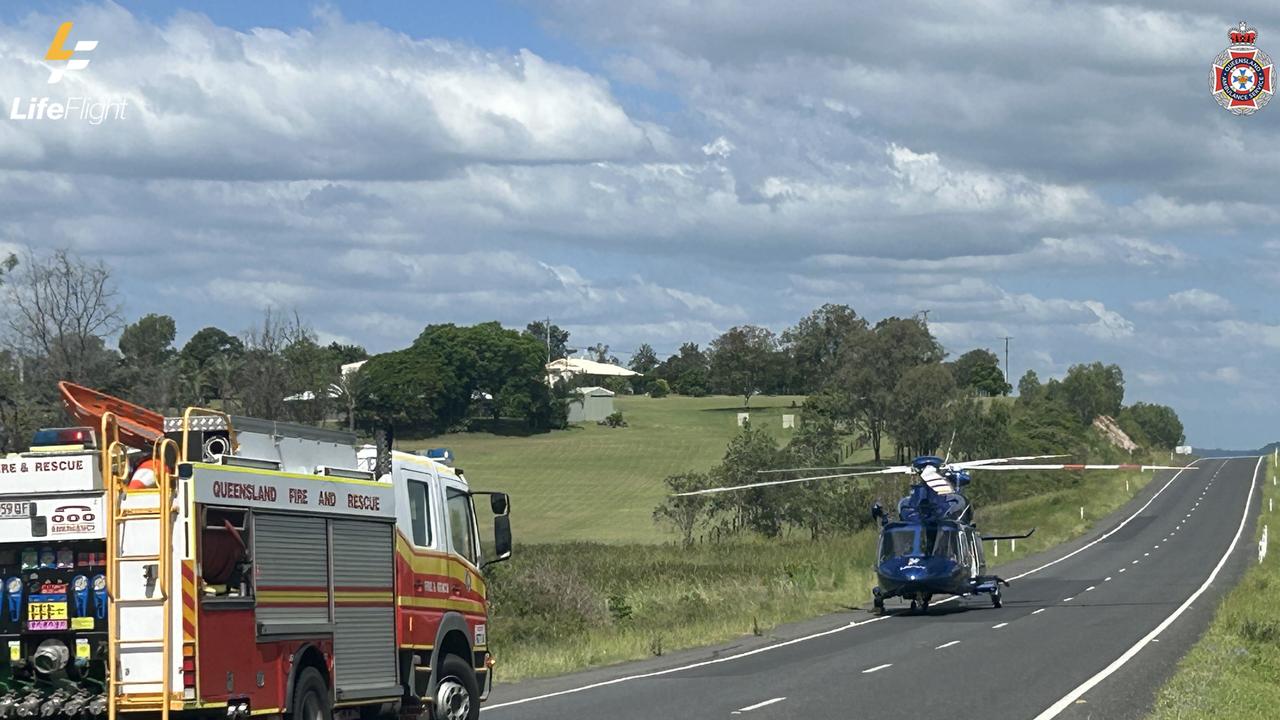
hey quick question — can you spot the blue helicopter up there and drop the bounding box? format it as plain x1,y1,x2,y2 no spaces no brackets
677,453,1190,614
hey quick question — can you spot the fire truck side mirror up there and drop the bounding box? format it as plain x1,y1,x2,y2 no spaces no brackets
489,492,509,516
492,515,513,563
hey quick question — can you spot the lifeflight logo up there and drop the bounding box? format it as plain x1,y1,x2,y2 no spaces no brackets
45,22,97,84
10,22,127,124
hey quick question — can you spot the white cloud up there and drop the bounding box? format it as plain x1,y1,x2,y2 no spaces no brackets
1135,289,1234,318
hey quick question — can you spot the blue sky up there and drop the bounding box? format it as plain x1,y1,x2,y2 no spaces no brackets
1,1,1279,448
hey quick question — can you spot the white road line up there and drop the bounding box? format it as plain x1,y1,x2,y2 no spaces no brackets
1032,608,1046,615
1085,586,1095,592
1063,597,1074,602
862,664,892,674
1004,462,1198,583
1119,568,1126,573
1131,559,1139,564
481,461,1202,713
936,641,960,649
1032,457,1260,720
733,697,786,713
480,613,892,711
992,623,1009,629
1144,553,1150,557
1104,577,1112,582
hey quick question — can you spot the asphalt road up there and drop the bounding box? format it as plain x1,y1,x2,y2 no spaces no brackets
482,456,1264,720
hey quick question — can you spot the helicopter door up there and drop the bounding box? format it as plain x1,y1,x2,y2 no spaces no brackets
963,530,980,578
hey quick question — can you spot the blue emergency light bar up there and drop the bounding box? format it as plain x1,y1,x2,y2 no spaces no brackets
423,448,454,466
30,427,97,449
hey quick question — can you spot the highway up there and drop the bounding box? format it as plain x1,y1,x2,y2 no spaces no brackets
482,456,1263,719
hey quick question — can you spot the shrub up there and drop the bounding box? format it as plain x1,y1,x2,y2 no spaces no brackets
649,379,671,398
601,411,627,428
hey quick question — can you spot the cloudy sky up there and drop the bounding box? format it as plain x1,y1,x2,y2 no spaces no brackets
1,1,1278,448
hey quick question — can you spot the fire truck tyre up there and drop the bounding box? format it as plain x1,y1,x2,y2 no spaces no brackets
432,655,479,720
291,668,332,720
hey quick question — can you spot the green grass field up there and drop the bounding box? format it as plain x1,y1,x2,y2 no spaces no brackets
401,395,878,544
1148,454,1280,719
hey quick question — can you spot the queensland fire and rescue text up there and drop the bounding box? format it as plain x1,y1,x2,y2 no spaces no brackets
210,479,382,512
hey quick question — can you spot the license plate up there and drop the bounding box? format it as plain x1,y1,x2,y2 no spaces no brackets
28,602,67,621
0,502,29,519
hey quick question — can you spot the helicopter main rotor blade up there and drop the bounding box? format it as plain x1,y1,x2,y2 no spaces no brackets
968,464,1193,472
948,454,1069,469
756,465,895,474
672,466,914,497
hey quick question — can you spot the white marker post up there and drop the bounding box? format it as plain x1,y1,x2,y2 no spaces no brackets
1080,506,1085,521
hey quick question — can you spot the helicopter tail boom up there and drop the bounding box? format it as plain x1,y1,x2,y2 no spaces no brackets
981,527,1036,541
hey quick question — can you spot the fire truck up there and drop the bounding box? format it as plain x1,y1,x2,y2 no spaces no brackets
0,382,512,720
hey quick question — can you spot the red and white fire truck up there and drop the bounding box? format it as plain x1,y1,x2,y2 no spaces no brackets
0,383,511,720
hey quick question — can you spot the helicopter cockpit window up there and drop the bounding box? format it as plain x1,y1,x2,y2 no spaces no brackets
926,526,960,561
880,528,917,561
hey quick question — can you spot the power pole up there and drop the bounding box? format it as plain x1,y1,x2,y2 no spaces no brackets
545,316,551,363
919,309,931,325
1002,336,1013,387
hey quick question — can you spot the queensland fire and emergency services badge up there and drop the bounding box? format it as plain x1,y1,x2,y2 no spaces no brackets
1211,22,1273,115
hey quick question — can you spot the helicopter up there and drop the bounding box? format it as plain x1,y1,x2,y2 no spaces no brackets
675,453,1191,614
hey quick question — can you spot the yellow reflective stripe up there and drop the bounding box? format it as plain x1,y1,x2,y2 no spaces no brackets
187,462,386,488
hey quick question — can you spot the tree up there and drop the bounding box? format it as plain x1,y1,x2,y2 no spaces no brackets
708,425,789,537
1017,369,1042,400
782,304,868,394
357,346,460,435
180,327,244,369
829,316,944,461
1060,362,1124,424
951,348,1011,396
628,343,659,394
887,364,957,457
1119,402,1185,449
119,314,178,411
6,249,123,386
708,325,779,407
524,321,570,361
656,343,710,396
652,472,711,547
235,309,313,420
585,342,619,365
178,326,244,405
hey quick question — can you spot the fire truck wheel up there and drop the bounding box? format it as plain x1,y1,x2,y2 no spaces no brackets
291,667,332,720
432,655,479,720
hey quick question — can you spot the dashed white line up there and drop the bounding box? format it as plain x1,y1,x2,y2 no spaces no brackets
1063,597,1074,602
992,623,1009,629
936,641,961,650
1144,552,1150,557
733,697,786,714
1104,576,1112,582
1033,457,1260,720
1085,586,1096,592
1119,568,1126,573
1131,559,1140,564
1032,608,1046,615
862,664,892,674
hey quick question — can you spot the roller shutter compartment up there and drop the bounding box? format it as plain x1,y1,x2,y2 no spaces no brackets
253,513,331,633
330,519,398,698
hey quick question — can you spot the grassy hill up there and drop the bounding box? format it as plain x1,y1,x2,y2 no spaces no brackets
400,394,878,544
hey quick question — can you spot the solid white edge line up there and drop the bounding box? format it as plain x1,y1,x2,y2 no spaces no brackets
480,614,891,711
482,460,1202,713
735,697,786,712
1031,456,1261,720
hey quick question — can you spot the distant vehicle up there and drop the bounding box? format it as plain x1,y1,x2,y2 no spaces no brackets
677,453,1189,614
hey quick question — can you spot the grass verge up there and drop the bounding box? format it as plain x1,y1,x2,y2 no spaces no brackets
1148,454,1280,719
490,465,1154,682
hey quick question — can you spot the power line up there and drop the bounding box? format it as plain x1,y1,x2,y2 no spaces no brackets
1001,336,1013,385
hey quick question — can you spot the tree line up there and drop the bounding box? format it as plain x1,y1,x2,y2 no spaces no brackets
653,304,1186,546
